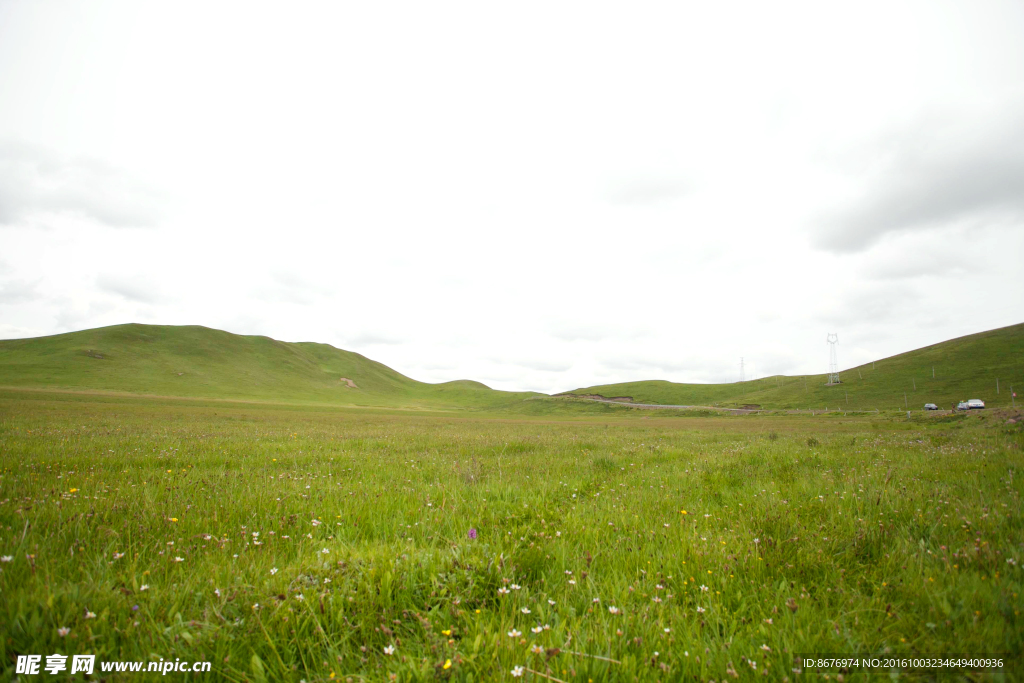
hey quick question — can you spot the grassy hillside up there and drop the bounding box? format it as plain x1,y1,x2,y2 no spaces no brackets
565,322,1024,411
0,324,537,410
4,321,1022,413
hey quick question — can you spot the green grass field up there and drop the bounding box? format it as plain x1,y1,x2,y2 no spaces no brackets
1,324,1023,680
1,389,1022,681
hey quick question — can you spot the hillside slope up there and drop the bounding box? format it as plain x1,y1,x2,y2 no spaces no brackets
564,322,1024,411
0,324,537,409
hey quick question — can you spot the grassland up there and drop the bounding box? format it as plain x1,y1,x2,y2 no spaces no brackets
566,323,1024,412
1,389,1022,681
0,324,538,411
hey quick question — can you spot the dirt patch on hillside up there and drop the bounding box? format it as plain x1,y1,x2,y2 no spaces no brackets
339,378,358,388
557,393,634,402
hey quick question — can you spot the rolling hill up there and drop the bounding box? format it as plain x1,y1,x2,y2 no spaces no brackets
2,322,1022,413
563,322,1024,411
0,323,538,410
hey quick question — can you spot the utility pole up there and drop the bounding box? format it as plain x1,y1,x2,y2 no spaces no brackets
904,393,908,410
997,378,1000,394
913,378,916,390
739,358,745,383
826,333,840,385
932,367,935,379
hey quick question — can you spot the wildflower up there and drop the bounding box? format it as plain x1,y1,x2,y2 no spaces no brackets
384,644,395,655
531,626,543,634
565,570,572,575
132,604,139,611
498,587,510,595
214,588,221,597
750,661,757,670
608,606,620,614
85,611,97,619
442,629,452,636
70,488,78,493
58,627,70,636
652,597,662,603
531,644,544,654
568,579,576,585
753,538,760,545
511,666,524,677
555,531,561,537
170,518,178,522
761,644,771,651
173,557,184,562
680,510,687,515
547,599,555,605
664,628,671,633
295,594,305,601
0,556,11,562
113,552,124,560
510,584,521,590
140,584,149,591
543,624,551,630
592,597,600,603
697,606,706,613
312,519,321,526
307,533,313,539
321,548,329,554
443,659,451,670
508,629,522,638
700,585,708,592
521,607,531,614
764,618,772,625
468,528,478,540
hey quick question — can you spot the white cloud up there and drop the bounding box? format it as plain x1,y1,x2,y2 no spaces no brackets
0,0,1022,392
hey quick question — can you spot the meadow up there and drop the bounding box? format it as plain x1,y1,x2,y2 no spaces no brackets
1,389,1022,681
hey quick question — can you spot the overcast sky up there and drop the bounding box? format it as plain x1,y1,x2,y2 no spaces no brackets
1,1,1022,393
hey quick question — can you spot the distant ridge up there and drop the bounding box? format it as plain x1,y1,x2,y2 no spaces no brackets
2,322,1021,412
0,323,534,410
564,322,1024,411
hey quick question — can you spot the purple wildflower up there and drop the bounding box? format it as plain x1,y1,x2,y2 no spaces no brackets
468,528,478,540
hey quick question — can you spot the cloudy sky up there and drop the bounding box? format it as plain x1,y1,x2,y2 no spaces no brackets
1,1,1022,393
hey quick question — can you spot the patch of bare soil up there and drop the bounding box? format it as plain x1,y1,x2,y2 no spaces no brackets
557,393,634,402
339,377,358,388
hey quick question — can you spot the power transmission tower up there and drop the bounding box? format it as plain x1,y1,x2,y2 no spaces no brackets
826,333,840,385
739,357,745,383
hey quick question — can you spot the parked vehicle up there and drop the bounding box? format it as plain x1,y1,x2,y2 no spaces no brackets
957,401,969,411
967,398,986,409
924,403,938,410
